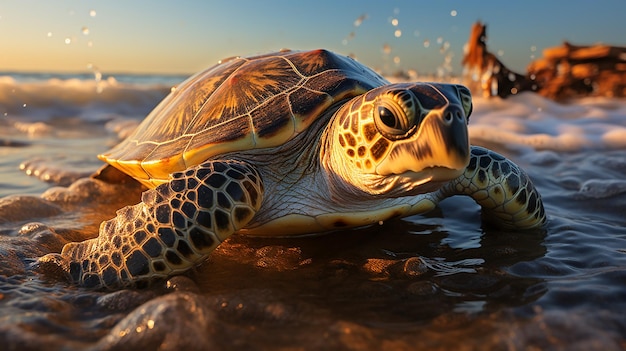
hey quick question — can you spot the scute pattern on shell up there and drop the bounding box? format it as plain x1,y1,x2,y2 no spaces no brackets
100,49,388,185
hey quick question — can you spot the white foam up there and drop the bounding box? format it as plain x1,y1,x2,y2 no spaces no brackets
579,179,626,198
469,93,626,152
0,75,171,122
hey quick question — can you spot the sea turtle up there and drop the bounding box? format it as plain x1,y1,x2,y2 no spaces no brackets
39,49,546,289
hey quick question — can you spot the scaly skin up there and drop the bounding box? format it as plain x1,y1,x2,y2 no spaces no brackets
440,146,546,230
39,160,263,289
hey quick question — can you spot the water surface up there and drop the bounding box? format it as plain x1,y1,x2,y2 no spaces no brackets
0,74,625,350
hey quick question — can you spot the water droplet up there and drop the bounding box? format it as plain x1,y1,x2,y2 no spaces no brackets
423,39,430,48
391,18,399,27
393,56,401,64
87,41,93,47
354,14,367,27
450,10,457,17
89,10,97,17
64,37,72,44
497,50,504,57
530,45,537,52
413,30,420,37
394,29,402,38
393,7,400,15
82,26,89,35
437,37,443,44
46,32,52,37
382,43,392,54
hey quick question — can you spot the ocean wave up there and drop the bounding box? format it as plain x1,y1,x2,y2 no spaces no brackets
0,75,173,122
469,93,626,152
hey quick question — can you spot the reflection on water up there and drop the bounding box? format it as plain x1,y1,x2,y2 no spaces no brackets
0,75,625,349
0,184,551,349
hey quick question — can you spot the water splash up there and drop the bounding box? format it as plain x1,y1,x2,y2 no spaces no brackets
353,13,367,27
86,63,104,94
382,43,392,55
343,13,368,46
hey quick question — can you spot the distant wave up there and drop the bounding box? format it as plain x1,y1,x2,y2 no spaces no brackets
0,71,189,85
0,73,185,122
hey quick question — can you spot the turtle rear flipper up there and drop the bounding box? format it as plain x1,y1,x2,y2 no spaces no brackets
39,160,263,289
92,164,138,185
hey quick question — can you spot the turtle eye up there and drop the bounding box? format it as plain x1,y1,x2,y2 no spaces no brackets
373,90,418,140
378,106,400,129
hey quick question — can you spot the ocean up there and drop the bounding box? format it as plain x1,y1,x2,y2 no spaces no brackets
0,72,625,350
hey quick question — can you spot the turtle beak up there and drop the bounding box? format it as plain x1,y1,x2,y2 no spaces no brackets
434,104,470,166
375,103,470,179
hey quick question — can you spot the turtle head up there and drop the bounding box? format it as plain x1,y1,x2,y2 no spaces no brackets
325,83,472,197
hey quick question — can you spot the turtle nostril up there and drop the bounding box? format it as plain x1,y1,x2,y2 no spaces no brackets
455,110,464,121
443,111,453,124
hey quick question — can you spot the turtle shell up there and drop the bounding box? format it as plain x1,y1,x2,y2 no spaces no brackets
101,49,388,187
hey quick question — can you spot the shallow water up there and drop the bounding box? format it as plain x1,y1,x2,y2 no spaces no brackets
1,74,625,350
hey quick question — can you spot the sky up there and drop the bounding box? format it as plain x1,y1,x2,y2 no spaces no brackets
1,0,626,76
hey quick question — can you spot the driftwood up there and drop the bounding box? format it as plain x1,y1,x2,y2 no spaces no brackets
462,22,539,98
528,42,626,99
463,21,626,100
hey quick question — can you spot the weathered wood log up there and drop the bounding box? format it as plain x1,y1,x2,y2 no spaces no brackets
462,22,539,98
463,22,626,100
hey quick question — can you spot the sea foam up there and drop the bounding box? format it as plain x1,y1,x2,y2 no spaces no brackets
0,75,172,122
469,93,626,152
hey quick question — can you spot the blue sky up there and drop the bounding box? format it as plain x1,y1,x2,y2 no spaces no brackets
1,1,625,75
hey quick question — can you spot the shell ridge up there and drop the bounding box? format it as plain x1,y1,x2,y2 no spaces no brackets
181,57,251,137
280,55,308,80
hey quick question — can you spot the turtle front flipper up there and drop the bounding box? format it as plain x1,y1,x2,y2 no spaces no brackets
39,160,263,289
441,146,546,230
